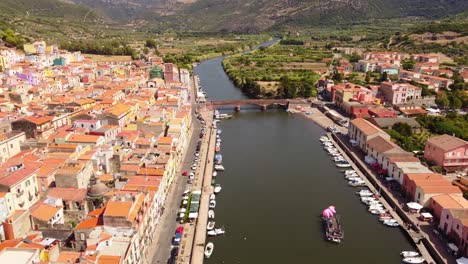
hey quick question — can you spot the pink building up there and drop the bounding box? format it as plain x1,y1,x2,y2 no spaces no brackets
379,82,422,105
424,134,468,173
439,208,468,256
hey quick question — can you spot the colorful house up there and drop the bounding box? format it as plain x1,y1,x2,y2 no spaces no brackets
424,134,468,173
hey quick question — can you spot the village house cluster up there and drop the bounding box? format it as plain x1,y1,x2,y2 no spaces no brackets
0,41,193,264
319,51,468,119
348,118,468,256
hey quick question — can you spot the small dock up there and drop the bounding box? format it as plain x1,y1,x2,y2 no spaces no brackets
326,133,437,264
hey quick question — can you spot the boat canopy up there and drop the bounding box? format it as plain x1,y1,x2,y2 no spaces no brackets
328,206,336,213
456,257,468,264
406,202,423,211
322,208,334,218
448,243,459,252
420,212,433,219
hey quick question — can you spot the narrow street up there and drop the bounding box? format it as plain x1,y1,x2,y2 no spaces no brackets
147,76,202,264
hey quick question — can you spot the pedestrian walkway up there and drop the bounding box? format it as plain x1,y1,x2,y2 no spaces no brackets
190,109,217,264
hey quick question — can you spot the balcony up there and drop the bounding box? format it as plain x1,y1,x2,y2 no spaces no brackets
16,189,24,198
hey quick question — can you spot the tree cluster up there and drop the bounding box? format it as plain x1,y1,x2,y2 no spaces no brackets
277,76,317,99
416,114,468,141
1,29,24,48
59,40,139,60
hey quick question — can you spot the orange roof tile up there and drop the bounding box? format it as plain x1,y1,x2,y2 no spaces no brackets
67,134,101,143
74,217,103,230
104,201,132,217
56,251,80,263
97,255,121,264
30,204,62,222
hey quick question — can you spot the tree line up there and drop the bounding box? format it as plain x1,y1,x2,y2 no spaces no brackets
59,40,139,60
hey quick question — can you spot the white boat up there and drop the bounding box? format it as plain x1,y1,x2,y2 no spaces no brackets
217,129,222,135
208,210,215,219
214,165,225,171
402,257,425,264
210,193,216,200
369,209,386,215
215,142,221,147
214,184,222,194
383,219,400,227
212,171,217,177
204,242,214,258
344,170,356,175
357,190,373,196
349,180,366,187
207,228,225,236
207,221,215,230
346,176,360,181
336,162,352,168
401,251,420,258
209,200,216,209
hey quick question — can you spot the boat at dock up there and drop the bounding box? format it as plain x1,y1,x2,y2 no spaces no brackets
208,210,215,219
321,206,344,243
209,200,216,209
383,219,400,227
214,165,225,171
336,161,352,168
207,221,215,230
212,171,217,177
401,251,420,258
207,228,225,236
214,154,222,165
214,184,222,194
204,242,214,258
210,193,216,200
402,257,425,264
215,146,221,152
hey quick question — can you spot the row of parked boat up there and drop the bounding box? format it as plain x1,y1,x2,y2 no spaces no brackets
205,128,225,259
320,135,425,263
320,136,352,169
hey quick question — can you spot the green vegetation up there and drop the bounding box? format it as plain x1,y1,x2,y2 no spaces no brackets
59,40,139,60
1,29,25,49
416,114,468,140
222,41,330,98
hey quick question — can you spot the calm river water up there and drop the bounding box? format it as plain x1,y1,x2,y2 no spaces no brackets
194,39,415,264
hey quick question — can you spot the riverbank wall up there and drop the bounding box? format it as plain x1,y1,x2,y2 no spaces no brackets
330,132,446,264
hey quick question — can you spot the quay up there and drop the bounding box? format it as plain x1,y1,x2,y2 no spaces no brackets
327,132,441,264
175,107,216,264
190,108,217,263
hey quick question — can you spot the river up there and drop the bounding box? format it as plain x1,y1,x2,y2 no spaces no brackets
193,39,415,264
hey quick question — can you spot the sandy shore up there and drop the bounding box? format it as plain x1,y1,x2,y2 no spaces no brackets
289,107,347,134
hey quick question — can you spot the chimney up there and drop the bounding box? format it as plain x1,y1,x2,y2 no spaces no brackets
3,218,15,240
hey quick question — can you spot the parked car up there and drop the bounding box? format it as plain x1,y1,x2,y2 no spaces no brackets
182,171,188,176
171,247,179,256
173,233,182,245
168,255,176,264
176,226,184,234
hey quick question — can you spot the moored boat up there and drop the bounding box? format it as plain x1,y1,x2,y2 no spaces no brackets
212,171,217,177
321,206,344,243
210,193,216,200
401,251,420,258
208,210,215,219
207,221,215,230
402,257,425,264
207,228,225,236
214,184,222,194
204,242,214,258
214,165,225,171
209,200,216,209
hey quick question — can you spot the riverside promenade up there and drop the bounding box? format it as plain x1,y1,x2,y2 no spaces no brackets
190,108,217,263
327,133,443,264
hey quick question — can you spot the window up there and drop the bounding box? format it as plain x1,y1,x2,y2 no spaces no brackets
447,214,449,219
25,180,30,187
457,224,460,230
9,144,13,148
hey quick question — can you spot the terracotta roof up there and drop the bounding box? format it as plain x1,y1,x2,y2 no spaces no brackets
367,136,398,153
66,134,101,143
431,194,468,209
108,103,130,117
97,255,121,264
0,166,39,187
104,201,132,217
350,118,382,136
30,204,62,222
74,217,103,230
127,194,145,221
47,188,87,201
137,168,164,176
87,207,106,217
22,116,53,125
419,185,462,195
427,134,467,151
56,251,80,263
157,136,173,144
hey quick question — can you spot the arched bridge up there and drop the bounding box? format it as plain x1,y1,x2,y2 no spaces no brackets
206,99,293,111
